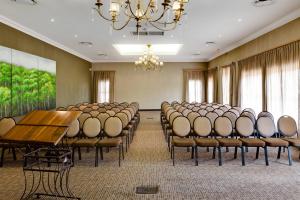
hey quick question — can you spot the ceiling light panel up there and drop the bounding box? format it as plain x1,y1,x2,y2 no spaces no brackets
113,44,182,55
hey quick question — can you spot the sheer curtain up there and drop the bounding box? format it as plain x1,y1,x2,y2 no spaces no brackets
221,66,230,104
207,68,218,103
265,41,299,123
183,70,205,103
93,71,115,103
239,56,264,116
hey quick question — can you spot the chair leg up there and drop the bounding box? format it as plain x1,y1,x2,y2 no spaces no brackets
191,147,194,159
0,147,6,167
218,147,222,166
195,146,198,166
264,146,269,166
212,147,216,159
287,146,292,166
12,148,17,161
78,147,81,160
122,143,124,160
255,147,259,159
206,147,209,152
277,147,281,159
72,147,75,166
241,146,245,166
172,145,175,166
95,147,98,167
226,147,229,152
234,147,238,159
100,147,103,160
118,145,121,167
245,147,249,152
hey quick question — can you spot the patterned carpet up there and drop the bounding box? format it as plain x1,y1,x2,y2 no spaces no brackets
1,111,300,199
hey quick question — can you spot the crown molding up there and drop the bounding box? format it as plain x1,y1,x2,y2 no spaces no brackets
209,7,300,61
0,14,93,62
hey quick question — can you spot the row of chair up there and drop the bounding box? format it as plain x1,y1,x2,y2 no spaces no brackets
161,101,300,166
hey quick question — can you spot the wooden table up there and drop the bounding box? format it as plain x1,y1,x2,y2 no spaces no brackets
2,110,81,146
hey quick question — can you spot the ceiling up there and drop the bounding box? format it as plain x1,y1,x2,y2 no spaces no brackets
0,0,300,63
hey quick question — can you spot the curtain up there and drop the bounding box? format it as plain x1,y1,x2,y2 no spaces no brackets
92,71,115,103
229,62,240,106
239,55,264,116
207,68,218,103
265,41,300,123
221,65,231,104
183,70,205,103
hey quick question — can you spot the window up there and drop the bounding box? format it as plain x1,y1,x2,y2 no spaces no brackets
98,80,110,103
207,74,214,103
240,61,263,116
188,79,203,103
221,67,230,104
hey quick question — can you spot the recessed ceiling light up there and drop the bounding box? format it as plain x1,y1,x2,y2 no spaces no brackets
79,41,93,47
238,18,243,22
50,18,55,22
91,18,95,22
192,52,201,56
113,44,182,55
122,34,126,38
170,35,174,38
74,34,78,38
218,34,223,38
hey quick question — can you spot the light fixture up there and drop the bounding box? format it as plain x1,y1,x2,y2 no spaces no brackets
135,44,163,71
50,18,55,22
94,0,189,33
113,44,182,55
253,0,275,7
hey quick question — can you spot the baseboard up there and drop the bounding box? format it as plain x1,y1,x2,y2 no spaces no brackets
139,109,161,111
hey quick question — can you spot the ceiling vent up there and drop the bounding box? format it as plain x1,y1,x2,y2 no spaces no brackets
130,31,164,36
12,0,37,4
79,42,93,47
205,41,216,46
253,0,275,7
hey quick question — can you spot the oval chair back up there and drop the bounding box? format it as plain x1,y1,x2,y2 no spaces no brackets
172,116,191,137
193,116,212,137
97,112,110,129
205,112,219,128
198,109,208,116
66,119,80,138
240,111,256,125
219,106,229,112
182,109,192,117
82,117,101,138
205,106,214,112
258,111,274,121
0,117,16,137
56,107,66,111
106,110,115,116
243,108,256,117
214,116,233,137
169,112,182,126
277,115,298,137
256,117,276,138
78,113,91,129
187,112,200,128
115,112,129,129
229,109,240,117
112,108,120,113
104,117,123,137
166,109,176,122
235,116,254,137
223,111,238,129
90,110,100,117
214,109,224,116
122,109,132,121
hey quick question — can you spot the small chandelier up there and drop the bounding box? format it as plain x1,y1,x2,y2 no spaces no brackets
135,44,163,71
94,0,189,33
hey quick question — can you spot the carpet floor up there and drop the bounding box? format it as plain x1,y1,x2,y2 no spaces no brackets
1,111,300,200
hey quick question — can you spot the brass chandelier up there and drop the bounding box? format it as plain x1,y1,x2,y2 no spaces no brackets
135,44,163,71
94,0,189,33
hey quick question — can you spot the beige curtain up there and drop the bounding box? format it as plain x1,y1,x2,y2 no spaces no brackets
229,62,240,106
221,65,231,104
207,68,218,103
265,41,300,123
92,71,115,103
183,70,205,103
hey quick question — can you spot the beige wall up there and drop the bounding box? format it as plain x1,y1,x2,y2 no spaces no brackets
92,62,207,109
209,17,300,68
0,22,91,107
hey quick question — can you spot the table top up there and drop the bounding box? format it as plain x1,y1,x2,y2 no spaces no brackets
2,110,81,145
18,110,82,127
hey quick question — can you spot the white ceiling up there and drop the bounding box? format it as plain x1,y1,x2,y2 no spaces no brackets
0,0,300,63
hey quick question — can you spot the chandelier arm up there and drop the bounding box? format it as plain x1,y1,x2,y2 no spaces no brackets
112,17,132,30
148,21,177,31
148,6,170,23
127,1,139,19
94,8,114,22
151,19,177,25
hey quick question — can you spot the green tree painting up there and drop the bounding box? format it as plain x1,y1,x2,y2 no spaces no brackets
0,46,56,118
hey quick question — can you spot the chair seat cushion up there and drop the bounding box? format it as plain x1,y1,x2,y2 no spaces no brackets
172,137,195,147
282,138,300,147
73,138,99,147
217,138,242,147
239,138,265,147
63,138,79,145
194,138,219,147
260,138,289,147
97,137,122,147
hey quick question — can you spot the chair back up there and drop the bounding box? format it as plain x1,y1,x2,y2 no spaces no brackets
97,112,110,129
187,112,200,128
182,109,192,117
257,117,276,138
115,112,129,128
67,105,75,110
82,117,101,138
243,108,256,117
192,107,200,112
90,110,100,117
205,112,219,128
78,113,92,129
166,109,176,121
277,115,298,137
104,117,123,137
229,109,240,117
258,111,274,121
205,106,214,112
198,109,208,116
122,109,132,121
66,119,80,137
214,116,233,137
106,110,115,116
193,116,212,137
236,116,254,137
56,107,66,111
241,111,256,124
223,111,238,128
219,106,229,112
169,112,182,126
0,117,16,137
172,116,191,137
214,109,224,116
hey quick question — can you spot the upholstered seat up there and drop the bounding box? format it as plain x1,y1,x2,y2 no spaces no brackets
283,138,300,147
172,137,195,147
217,138,242,147
64,138,79,145
239,138,265,147
73,138,99,147
97,137,122,147
260,138,289,147
194,138,219,147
